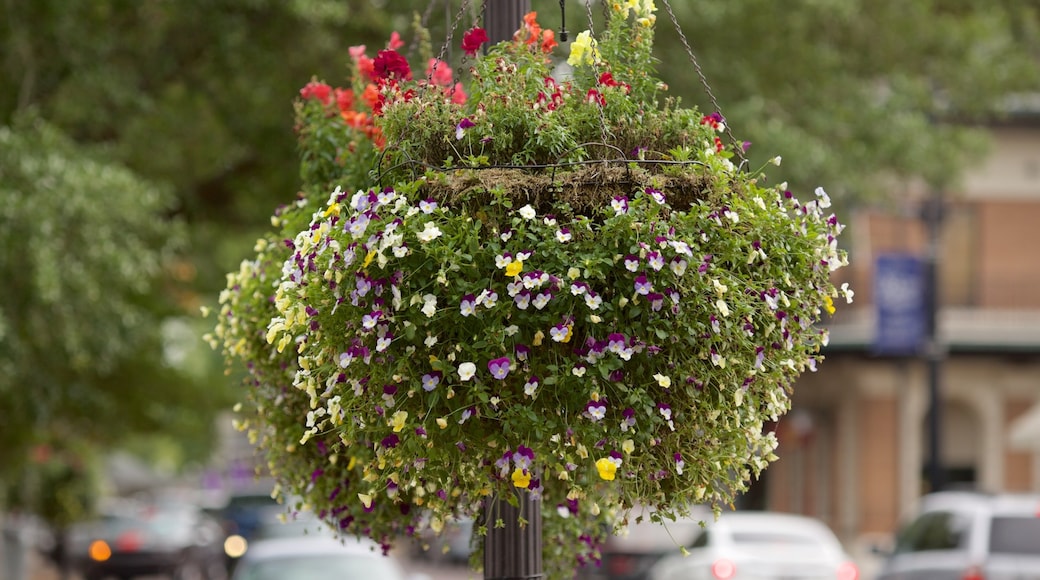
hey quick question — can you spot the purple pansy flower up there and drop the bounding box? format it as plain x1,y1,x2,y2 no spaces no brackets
488,357,511,380
456,117,475,140
634,273,652,295
421,371,442,391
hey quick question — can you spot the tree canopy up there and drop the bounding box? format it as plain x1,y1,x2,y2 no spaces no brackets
0,0,1037,517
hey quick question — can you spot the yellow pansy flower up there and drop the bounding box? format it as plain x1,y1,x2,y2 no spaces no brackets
823,295,836,315
505,260,524,277
595,458,618,481
511,468,532,488
390,410,408,432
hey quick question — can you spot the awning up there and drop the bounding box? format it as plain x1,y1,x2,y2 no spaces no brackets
1009,404,1040,451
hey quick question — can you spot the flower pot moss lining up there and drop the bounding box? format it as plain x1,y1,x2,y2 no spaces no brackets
412,162,717,216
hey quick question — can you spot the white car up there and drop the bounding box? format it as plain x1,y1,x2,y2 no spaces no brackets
230,535,420,580
875,491,1040,580
647,511,859,580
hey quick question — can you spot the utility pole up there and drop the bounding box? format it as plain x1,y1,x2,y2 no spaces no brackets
922,190,945,494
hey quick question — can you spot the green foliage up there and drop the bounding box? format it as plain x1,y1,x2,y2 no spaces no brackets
0,114,227,518
213,7,852,577
658,0,1040,198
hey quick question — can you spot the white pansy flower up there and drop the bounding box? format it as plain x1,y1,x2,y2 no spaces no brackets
417,222,442,242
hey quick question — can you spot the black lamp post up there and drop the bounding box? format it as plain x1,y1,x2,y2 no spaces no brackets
477,4,543,577
922,190,945,494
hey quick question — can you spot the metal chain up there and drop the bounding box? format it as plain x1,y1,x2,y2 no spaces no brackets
380,0,472,176
659,0,745,165
581,0,616,157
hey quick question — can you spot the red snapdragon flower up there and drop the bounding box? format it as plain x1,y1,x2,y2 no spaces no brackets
586,88,606,106
461,27,488,57
386,31,404,51
373,49,411,82
598,72,631,94
349,45,375,80
300,81,333,105
335,88,355,113
426,58,454,87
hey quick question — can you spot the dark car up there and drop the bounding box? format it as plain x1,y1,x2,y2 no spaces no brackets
214,487,284,571
68,499,228,580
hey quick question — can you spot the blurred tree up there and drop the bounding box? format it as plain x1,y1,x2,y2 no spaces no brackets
0,0,421,499
656,0,1040,198
0,114,231,489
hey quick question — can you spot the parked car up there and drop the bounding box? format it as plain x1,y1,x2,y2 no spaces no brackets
578,508,710,580
646,511,859,580
875,490,1040,580
214,485,283,571
230,535,417,580
67,498,228,580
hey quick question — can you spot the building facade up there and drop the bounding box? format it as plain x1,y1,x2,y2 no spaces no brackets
762,118,1040,552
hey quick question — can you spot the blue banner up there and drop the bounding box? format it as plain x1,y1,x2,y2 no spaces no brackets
873,253,926,356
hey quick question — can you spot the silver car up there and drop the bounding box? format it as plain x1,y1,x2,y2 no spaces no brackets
876,491,1040,580
647,511,859,580
230,534,419,580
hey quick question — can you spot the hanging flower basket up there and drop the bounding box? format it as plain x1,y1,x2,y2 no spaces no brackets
211,4,851,577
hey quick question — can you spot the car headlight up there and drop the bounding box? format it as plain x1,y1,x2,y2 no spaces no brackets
224,534,248,558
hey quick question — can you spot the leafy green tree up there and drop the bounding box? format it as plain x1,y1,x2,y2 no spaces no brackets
656,0,1040,197
0,114,223,491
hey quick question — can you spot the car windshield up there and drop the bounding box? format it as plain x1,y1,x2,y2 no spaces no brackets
989,516,1040,555
236,555,402,580
730,531,823,547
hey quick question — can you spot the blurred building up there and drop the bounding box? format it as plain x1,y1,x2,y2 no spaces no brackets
762,108,1040,548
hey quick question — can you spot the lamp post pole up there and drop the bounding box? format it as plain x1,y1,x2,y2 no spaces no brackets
478,6,542,579
922,190,945,494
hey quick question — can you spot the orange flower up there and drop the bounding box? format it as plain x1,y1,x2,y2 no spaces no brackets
521,11,542,46
361,83,380,110
541,29,558,53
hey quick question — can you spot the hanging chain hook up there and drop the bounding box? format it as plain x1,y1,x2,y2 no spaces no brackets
581,0,617,159
659,0,746,167
558,0,568,42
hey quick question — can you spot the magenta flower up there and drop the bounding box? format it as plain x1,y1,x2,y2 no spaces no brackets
634,273,652,295
512,446,535,470
461,27,488,57
648,292,665,312
488,357,511,380
515,343,531,361
646,187,665,204
585,400,607,421
456,117,476,140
